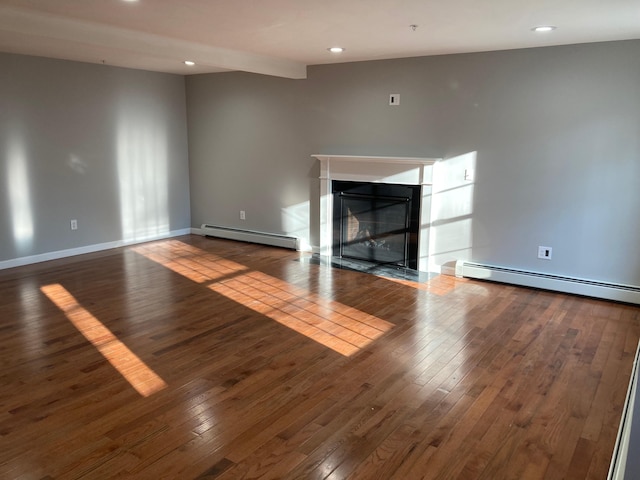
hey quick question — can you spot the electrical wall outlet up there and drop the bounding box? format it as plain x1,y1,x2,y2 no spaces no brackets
538,246,552,260
70,219,78,230
464,168,474,181
240,210,246,220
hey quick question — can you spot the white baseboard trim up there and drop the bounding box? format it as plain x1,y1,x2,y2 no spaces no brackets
0,228,192,271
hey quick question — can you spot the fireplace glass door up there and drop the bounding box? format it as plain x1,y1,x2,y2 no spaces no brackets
339,193,410,266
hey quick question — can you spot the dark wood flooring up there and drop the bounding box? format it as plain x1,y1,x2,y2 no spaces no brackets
1,235,638,479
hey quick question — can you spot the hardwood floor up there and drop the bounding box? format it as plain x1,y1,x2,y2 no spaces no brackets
1,234,638,479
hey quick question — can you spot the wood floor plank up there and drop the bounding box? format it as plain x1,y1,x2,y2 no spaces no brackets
0,234,638,479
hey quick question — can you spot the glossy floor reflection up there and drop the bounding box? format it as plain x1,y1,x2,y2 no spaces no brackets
0,234,638,479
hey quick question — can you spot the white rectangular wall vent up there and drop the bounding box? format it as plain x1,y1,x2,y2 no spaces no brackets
200,224,299,250
456,261,640,305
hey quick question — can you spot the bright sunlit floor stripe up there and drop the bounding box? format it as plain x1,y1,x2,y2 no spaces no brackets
133,242,249,283
133,241,394,356
207,272,390,356
41,284,167,397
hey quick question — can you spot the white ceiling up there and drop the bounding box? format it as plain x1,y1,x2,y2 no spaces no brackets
0,0,639,78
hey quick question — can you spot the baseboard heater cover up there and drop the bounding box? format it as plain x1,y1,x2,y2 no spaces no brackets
200,224,299,250
455,261,640,305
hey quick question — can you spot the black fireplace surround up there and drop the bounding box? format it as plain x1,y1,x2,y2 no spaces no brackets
332,180,421,270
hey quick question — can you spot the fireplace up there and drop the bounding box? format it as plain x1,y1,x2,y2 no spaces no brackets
332,181,421,269
313,154,440,272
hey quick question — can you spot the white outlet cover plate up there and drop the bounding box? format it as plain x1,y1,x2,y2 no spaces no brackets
389,94,400,105
538,246,552,259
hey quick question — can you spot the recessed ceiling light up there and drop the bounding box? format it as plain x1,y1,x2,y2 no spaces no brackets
184,60,195,66
327,47,345,53
532,25,557,32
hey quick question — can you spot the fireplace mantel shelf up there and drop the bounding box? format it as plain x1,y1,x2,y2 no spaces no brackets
312,154,440,186
312,154,437,166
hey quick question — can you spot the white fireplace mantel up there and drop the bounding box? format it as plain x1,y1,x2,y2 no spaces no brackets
312,154,440,272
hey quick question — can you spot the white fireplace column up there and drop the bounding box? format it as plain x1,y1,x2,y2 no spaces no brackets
312,154,440,272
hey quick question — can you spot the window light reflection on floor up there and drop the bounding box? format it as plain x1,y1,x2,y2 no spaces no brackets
41,284,167,397
133,241,393,356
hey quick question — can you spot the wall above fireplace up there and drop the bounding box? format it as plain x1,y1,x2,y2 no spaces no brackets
312,154,440,272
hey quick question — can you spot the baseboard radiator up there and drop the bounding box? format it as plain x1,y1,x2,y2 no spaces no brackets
200,224,299,250
455,261,640,305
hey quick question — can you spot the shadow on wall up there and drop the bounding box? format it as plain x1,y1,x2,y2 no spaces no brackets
429,152,477,273
117,99,170,243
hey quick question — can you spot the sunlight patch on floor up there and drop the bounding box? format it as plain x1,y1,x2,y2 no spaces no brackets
41,283,167,397
133,241,393,356
133,242,249,283
383,274,459,295
208,270,391,356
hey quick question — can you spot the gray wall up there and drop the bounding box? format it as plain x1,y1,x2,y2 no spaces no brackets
187,40,640,286
186,73,312,246
0,53,191,264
